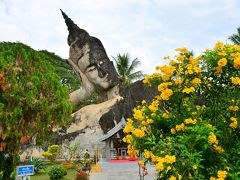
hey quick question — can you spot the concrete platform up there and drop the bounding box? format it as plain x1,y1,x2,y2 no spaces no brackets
90,161,156,180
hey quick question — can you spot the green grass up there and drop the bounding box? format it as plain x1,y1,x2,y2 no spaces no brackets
31,166,77,180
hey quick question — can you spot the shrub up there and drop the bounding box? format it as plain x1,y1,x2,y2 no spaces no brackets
27,158,46,174
123,43,240,179
42,145,60,164
48,166,67,180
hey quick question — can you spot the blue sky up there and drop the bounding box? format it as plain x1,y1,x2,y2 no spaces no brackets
0,0,239,74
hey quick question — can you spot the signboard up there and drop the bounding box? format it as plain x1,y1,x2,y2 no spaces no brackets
17,165,34,176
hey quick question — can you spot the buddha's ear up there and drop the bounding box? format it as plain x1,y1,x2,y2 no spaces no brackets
60,9,89,46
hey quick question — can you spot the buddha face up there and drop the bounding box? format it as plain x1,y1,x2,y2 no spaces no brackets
69,36,119,91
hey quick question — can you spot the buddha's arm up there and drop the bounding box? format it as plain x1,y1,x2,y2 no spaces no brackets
67,95,123,133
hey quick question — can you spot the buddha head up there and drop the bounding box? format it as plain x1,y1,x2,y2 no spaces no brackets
61,10,119,91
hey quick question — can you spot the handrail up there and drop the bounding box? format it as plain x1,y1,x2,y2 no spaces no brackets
100,117,126,141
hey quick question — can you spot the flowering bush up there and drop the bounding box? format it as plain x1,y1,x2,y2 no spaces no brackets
123,43,240,179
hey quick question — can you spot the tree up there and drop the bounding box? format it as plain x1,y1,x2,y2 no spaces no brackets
229,27,240,45
0,42,72,179
113,53,144,85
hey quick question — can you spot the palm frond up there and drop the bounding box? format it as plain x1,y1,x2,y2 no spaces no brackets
128,71,145,80
229,27,240,45
127,58,141,74
112,53,144,85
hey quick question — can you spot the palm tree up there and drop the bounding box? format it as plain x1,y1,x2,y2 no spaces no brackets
229,27,240,45
112,53,144,85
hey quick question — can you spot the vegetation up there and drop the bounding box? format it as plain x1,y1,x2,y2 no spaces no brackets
42,145,61,164
0,42,72,179
27,158,46,174
48,166,67,180
62,143,80,162
229,27,240,45
31,167,76,180
113,53,144,85
124,43,240,179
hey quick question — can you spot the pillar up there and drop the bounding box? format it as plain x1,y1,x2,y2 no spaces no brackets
105,139,111,161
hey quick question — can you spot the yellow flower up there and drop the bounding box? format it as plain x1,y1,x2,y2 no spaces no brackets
163,113,171,118
230,117,237,121
210,177,217,180
182,87,195,94
194,66,202,73
160,88,173,101
231,77,240,85
187,69,194,75
156,66,160,71
133,129,145,138
176,123,185,131
175,47,189,53
233,57,240,69
229,121,238,129
166,166,171,172
229,117,238,128
165,155,176,164
127,118,133,125
171,128,176,134
144,150,152,159
146,118,154,124
149,101,159,112
218,51,227,56
186,63,193,70
191,78,201,86
177,55,185,61
215,66,223,75
218,58,227,67
141,121,147,126
228,105,239,111
143,76,150,84
138,160,144,166
175,78,184,85
207,124,213,128
192,165,197,169
215,145,224,153
158,82,172,92
160,65,175,76
184,118,197,125
169,175,176,180
141,126,147,132
217,170,227,179
133,109,144,121
156,162,164,171
214,42,224,50
208,132,218,145
178,174,182,180
162,75,171,81
123,124,133,133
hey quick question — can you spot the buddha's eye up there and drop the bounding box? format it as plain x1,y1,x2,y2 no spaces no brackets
87,65,97,72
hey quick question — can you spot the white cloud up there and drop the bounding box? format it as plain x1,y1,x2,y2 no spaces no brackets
0,0,240,74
